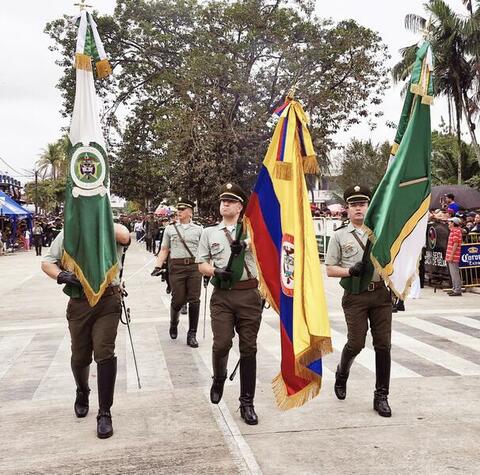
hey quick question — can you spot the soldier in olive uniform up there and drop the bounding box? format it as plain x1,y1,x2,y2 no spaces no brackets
196,184,263,426
152,200,203,347
325,185,392,417
41,223,131,438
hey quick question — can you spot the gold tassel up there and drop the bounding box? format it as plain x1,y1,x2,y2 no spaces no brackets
421,95,433,105
272,372,322,410
75,53,93,72
390,142,400,156
274,161,292,180
95,59,112,79
61,251,118,307
302,154,319,175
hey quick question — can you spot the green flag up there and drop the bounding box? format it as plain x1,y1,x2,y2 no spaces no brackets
61,10,116,307
364,41,433,299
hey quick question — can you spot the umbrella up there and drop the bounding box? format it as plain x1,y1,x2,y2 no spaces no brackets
430,185,480,210
327,203,345,213
154,205,175,216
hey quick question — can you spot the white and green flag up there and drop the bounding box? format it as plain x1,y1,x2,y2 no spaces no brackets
61,10,117,307
364,41,433,299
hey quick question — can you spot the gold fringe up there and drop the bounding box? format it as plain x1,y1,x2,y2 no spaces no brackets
390,142,399,156
274,161,292,181
302,154,319,175
95,59,112,79
421,95,433,105
272,372,321,411
75,53,92,72
61,251,118,307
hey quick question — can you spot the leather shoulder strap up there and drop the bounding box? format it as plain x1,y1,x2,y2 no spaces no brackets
172,223,195,258
351,230,366,252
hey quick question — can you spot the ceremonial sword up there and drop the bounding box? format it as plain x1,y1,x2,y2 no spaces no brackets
119,245,142,389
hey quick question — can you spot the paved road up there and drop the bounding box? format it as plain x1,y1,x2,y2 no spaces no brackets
1,240,479,474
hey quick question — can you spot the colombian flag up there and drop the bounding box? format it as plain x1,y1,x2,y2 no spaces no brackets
245,98,332,410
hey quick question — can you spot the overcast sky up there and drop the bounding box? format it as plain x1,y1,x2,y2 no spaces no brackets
0,0,470,183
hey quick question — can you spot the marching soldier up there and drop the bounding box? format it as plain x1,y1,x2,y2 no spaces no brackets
196,183,263,425
41,223,131,438
152,200,203,347
325,185,393,417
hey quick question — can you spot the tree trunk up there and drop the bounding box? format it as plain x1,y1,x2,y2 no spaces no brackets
455,97,462,184
447,96,452,135
461,91,480,168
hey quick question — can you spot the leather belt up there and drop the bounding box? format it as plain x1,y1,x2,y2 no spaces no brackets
75,285,120,300
231,278,259,290
367,281,384,292
170,258,196,265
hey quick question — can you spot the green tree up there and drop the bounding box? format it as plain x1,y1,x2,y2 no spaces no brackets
24,178,66,212
37,140,67,180
46,0,390,213
336,139,390,192
392,0,480,183
431,129,479,185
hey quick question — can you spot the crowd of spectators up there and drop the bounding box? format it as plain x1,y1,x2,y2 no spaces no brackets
428,193,480,237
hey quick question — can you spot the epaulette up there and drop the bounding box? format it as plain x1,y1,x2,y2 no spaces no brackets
334,223,348,232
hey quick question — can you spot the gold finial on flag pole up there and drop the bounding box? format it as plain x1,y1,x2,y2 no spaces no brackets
420,18,431,39
287,84,297,100
74,1,92,11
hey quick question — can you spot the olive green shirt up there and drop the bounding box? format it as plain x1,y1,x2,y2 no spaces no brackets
325,223,381,282
196,222,257,281
161,222,203,258
42,231,123,285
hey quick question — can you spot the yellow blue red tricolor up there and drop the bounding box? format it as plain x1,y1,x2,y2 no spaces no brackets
245,98,332,410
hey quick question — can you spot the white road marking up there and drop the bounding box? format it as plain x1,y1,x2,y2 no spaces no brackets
391,330,480,375
443,316,480,330
160,289,262,474
123,323,173,392
399,317,480,353
33,332,72,400
330,328,421,378
0,334,35,380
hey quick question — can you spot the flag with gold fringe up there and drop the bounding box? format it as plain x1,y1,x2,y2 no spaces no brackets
364,40,433,299
244,95,332,410
61,9,117,307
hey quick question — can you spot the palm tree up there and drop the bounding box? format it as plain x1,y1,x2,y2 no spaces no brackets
37,139,67,180
392,0,480,183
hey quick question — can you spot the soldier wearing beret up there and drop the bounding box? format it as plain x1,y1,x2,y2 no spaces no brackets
325,185,392,417
196,183,263,425
152,199,203,347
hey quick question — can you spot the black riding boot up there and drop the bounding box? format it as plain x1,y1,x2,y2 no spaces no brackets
373,349,392,417
71,363,90,418
239,355,258,425
169,305,180,339
210,353,228,404
187,303,200,348
97,357,117,439
334,346,357,400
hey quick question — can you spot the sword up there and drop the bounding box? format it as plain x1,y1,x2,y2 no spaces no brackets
119,246,142,389
202,275,210,339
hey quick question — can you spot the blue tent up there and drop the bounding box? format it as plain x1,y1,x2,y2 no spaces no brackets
0,191,33,248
